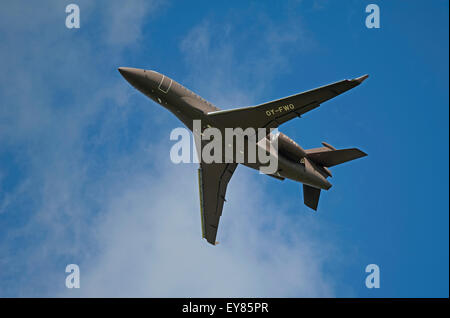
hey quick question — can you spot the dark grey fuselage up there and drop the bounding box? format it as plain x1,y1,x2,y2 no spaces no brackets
118,67,331,190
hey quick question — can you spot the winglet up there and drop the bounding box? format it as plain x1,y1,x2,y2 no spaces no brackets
353,74,369,84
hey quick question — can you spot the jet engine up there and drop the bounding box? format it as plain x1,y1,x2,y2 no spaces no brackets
270,132,307,162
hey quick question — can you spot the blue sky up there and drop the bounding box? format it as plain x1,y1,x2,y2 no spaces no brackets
0,0,448,297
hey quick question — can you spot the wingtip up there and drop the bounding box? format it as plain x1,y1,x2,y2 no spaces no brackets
354,148,368,158
354,74,369,83
360,150,368,157
205,238,220,246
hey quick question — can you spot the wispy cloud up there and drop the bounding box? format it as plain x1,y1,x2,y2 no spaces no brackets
179,10,315,108
101,0,165,46
0,1,339,297
59,158,335,297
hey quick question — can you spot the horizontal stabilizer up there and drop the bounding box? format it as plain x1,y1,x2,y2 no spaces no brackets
303,184,321,211
307,148,367,168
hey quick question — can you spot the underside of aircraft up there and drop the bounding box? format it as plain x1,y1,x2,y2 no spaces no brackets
118,67,368,245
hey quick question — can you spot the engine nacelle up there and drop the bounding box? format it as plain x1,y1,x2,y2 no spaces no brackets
270,132,307,162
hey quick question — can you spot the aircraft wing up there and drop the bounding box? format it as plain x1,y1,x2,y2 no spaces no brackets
197,162,238,245
207,75,368,131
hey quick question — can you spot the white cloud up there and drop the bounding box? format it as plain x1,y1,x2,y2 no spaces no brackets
179,13,315,108
102,0,165,46
0,2,339,297
58,160,334,297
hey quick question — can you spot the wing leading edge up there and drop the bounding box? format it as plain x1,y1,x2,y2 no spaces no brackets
207,75,368,131
198,162,238,245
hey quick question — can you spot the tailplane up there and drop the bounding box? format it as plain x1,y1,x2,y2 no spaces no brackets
306,142,367,167
302,142,367,210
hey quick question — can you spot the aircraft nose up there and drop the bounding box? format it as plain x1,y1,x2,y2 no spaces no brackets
118,67,141,80
118,67,147,89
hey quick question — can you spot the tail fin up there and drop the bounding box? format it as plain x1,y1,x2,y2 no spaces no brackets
303,184,321,211
306,143,367,167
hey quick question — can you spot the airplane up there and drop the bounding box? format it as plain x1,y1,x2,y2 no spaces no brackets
118,67,368,245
